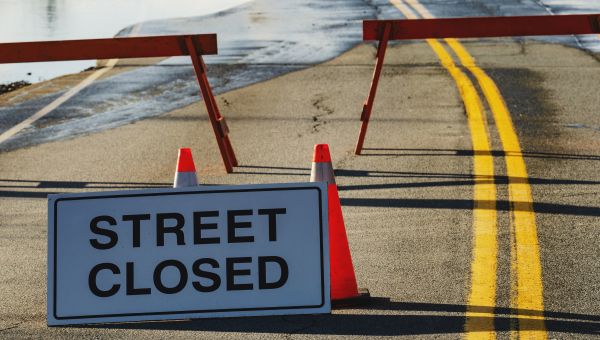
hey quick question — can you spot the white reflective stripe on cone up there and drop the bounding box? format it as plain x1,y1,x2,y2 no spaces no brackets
310,162,336,185
173,171,198,188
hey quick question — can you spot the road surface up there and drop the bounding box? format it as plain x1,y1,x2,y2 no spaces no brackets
0,0,599,338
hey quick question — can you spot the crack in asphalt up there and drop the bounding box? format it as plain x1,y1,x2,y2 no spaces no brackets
0,322,23,333
310,94,335,133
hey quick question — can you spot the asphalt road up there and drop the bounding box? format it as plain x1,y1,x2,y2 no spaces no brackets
1,0,600,339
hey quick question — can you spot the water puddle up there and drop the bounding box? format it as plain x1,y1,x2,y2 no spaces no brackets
0,0,249,84
566,123,600,132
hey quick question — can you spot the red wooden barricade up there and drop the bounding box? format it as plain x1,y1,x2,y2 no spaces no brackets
355,14,600,154
0,34,238,173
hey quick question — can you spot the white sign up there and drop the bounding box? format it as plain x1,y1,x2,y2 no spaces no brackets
47,182,330,325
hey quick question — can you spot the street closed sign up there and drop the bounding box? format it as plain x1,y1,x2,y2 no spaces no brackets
47,182,330,325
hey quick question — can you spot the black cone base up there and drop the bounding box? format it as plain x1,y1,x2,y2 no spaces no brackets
331,288,371,309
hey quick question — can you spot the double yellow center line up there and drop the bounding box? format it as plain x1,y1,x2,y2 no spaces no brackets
390,1,546,338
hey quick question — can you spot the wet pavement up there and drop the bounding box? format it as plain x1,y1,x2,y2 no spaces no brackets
0,0,376,151
1,0,599,152
0,0,249,84
375,0,600,51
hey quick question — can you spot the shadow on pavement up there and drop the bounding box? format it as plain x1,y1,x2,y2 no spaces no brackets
341,198,600,217
73,298,600,335
233,164,310,176
0,179,171,198
336,169,474,178
361,148,600,161
236,166,600,187
337,176,600,191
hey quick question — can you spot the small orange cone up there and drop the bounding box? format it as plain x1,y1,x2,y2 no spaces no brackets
173,148,198,188
310,144,369,306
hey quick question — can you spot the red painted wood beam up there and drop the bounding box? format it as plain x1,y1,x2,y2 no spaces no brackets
0,34,217,63
364,14,600,41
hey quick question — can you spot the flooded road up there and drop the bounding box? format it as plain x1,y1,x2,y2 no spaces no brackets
2,0,598,85
0,0,598,152
0,0,377,151
373,0,600,52
0,0,248,84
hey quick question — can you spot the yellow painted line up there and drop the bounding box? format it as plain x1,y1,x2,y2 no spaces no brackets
429,39,498,340
395,0,547,337
448,39,547,339
390,0,418,18
390,2,498,339
0,24,141,145
402,0,434,18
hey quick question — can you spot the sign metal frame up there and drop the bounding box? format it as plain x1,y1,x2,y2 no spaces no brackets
48,183,330,325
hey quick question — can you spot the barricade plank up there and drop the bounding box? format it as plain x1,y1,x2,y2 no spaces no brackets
363,14,600,41
0,34,217,63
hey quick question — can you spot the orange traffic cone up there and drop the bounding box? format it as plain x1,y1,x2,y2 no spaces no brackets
310,144,369,306
173,148,198,188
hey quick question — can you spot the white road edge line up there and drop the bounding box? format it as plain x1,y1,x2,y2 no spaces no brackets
0,23,141,145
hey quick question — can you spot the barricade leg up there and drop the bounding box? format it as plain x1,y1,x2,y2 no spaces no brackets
355,23,391,155
223,135,238,166
205,82,238,167
184,36,237,173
